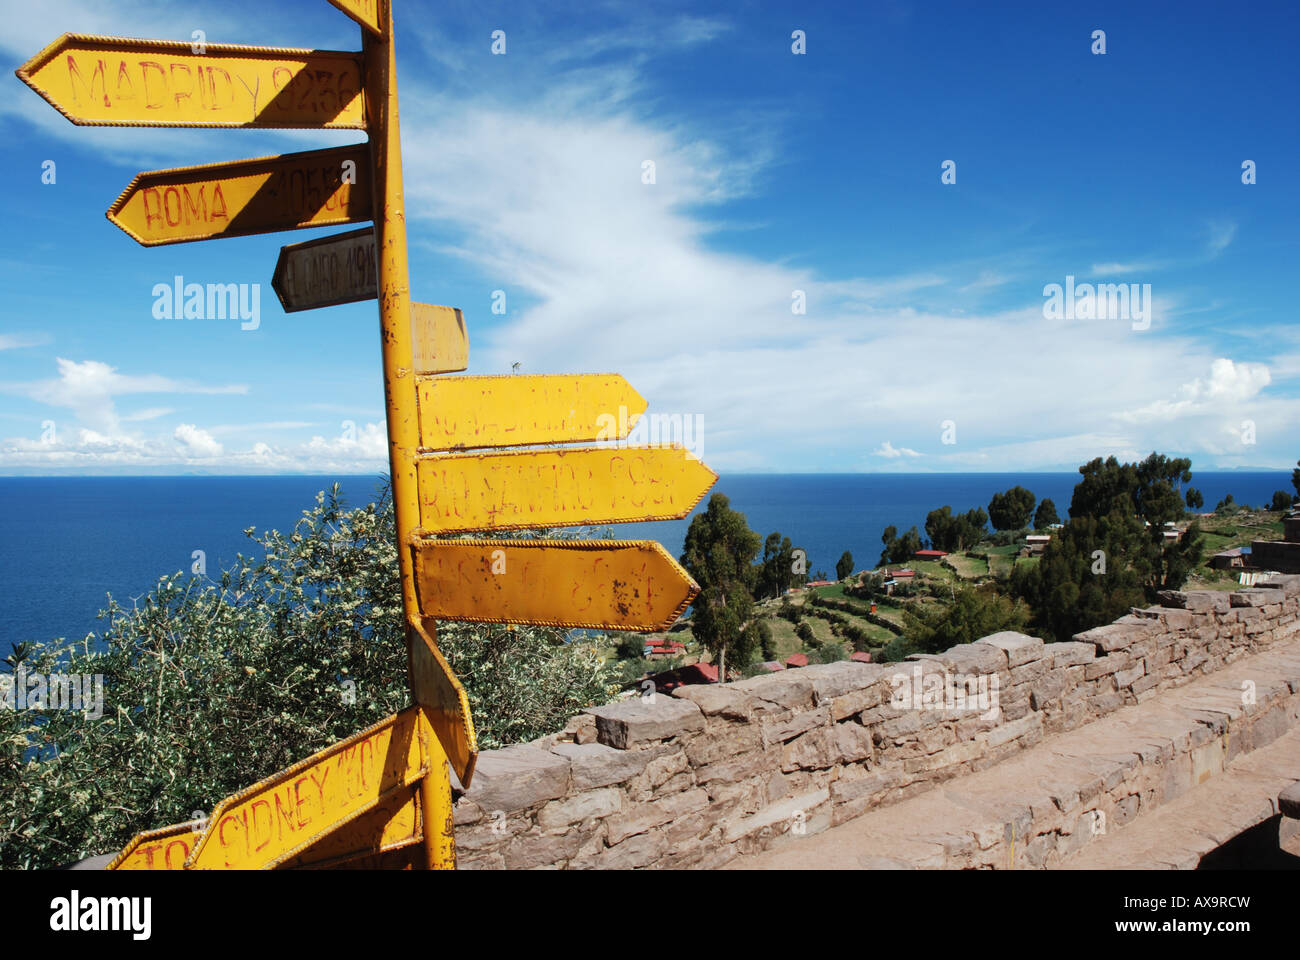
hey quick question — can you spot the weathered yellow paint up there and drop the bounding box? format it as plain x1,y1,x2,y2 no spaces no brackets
273,227,376,312
416,444,717,533
108,145,372,246
329,0,385,37
16,34,365,129
411,303,469,374
418,710,456,869
416,374,647,451
107,821,203,870
184,707,426,870
410,618,477,787
411,539,700,632
277,783,422,869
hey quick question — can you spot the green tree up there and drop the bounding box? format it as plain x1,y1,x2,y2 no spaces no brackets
1293,460,1300,498
902,583,1030,654
1271,490,1294,513
988,486,1036,531
1033,498,1060,529
836,550,854,581
925,506,988,552
679,493,765,683
1185,487,1204,511
880,525,924,565
0,483,618,869
1015,454,1205,642
1070,453,1191,526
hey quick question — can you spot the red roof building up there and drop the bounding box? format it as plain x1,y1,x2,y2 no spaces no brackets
641,662,717,693
850,651,872,663
889,569,916,578
785,653,809,668
760,661,786,672
914,549,947,560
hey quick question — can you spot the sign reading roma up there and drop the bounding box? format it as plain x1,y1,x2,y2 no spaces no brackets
108,145,372,245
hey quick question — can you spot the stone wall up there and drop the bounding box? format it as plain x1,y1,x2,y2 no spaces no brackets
452,576,1300,869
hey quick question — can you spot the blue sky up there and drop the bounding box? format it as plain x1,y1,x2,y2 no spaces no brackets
1,0,1297,474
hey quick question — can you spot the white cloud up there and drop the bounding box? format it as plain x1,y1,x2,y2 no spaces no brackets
0,332,50,350
873,441,921,459
5,357,245,436
174,423,222,458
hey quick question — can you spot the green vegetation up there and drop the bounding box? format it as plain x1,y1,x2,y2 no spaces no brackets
1033,498,1060,529
925,505,989,552
679,493,767,680
1,484,619,869
989,486,1036,531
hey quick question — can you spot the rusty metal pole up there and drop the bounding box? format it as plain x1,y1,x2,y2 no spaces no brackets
363,0,454,870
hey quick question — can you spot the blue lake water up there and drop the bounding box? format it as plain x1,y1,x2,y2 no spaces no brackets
0,471,1291,650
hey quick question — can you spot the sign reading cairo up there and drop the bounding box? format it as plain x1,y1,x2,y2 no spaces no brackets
415,374,647,451
16,34,365,129
185,707,425,870
412,539,700,632
273,227,377,312
108,145,372,245
416,445,717,533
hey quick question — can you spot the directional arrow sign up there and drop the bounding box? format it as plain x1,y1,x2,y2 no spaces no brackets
107,821,202,870
273,227,375,312
410,618,477,786
108,785,423,870
16,34,364,128
416,374,646,451
416,445,716,534
329,0,385,37
412,303,469,375
108,145,371,246
277,783,422,869
185,707,425,870
411,539,699,631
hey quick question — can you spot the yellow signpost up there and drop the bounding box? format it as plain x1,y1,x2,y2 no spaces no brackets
108,146,372,246
416,445,717,532
17,35,365,129
412,539,699,632
20,0,717,872
415,374,648,450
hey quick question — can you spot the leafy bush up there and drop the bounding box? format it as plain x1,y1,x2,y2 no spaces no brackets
0,483,618,869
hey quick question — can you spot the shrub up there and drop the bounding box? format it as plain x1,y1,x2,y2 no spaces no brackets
0,483,619,869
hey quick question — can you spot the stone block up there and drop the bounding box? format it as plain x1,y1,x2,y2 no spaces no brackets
583,696,705,748
468,744,572,814
975,632,1045,667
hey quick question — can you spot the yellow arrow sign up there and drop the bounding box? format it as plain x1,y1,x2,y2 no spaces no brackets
108,145,372,246
410,618,477,786
416,445,716,534
412,539,699,631
329,0,385,37
184,707,425,870
277,783,422,869
106,821,203,870
16,34,364,129
107,784,423,870
416,374,646,451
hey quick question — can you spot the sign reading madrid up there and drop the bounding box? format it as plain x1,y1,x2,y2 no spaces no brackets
16,35,365,129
